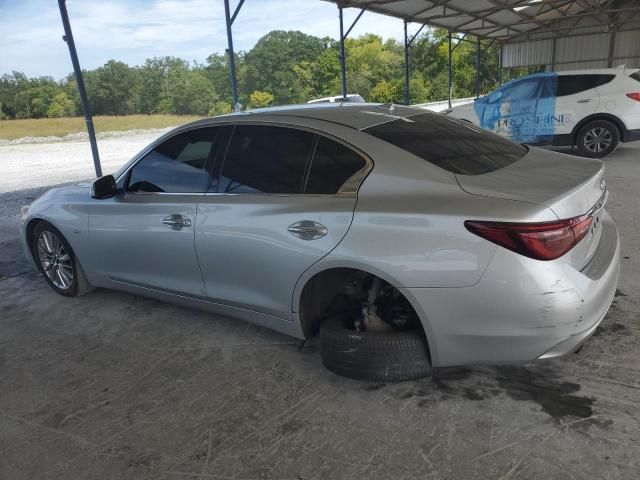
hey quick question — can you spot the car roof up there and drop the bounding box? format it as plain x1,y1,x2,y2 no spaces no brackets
189,103,429,131
511,67,634,80
556,67,630,76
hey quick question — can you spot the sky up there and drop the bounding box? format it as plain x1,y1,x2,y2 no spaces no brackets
0,0,411,79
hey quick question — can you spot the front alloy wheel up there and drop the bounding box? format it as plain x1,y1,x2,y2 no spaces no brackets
36,229,74,290
31,221,93,297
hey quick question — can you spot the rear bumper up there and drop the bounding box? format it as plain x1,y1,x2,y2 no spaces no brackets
402,210,620,367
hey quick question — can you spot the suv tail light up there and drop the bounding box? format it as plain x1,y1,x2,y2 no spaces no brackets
465,215,593,261
626,92,640,102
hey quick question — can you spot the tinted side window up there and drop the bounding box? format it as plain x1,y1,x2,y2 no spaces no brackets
127,128,218,193
630,71,640,83
305,137,366,194
364,113,528,175
218,125,314,194
556,75,615,96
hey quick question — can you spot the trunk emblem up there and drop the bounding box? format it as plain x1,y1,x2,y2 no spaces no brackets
599,178,606,191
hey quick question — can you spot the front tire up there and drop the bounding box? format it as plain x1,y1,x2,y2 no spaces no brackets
576,120,619,158
32,222,92,297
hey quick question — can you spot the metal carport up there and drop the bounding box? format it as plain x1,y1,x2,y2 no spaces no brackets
323,0,640,105
57,0,640,177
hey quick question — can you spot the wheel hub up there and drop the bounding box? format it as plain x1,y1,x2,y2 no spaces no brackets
36,230,73,290
584,127,613,153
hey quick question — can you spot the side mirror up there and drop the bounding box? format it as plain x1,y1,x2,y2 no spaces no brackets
91,175,117,199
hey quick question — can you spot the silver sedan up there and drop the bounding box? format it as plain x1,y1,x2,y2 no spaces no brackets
20,104,619,377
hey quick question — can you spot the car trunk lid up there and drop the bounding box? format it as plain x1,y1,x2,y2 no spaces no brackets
456,147,607,269
455,147,605,219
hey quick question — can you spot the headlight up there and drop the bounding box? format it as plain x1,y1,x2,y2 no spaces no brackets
20,205,30,218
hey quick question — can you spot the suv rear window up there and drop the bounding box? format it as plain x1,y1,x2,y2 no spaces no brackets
556,74,615,96
363,113,527,175
630,71,640,83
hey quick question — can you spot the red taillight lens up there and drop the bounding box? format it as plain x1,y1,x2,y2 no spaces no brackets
626,92,640,102
465,215,593,261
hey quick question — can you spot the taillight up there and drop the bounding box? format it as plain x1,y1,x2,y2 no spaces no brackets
465,215,593,261
626,92,640,102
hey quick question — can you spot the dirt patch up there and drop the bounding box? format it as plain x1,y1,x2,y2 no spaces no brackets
593,321,629,337
372,366,596,422
493,366,593,419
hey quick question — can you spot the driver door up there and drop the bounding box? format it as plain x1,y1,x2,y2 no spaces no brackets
87,126,226,296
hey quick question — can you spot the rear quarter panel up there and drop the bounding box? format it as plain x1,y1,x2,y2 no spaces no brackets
294,136,557,294
595,75,640,131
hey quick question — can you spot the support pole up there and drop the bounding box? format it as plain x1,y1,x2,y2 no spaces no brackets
403,21,410,105
448,31,452,108
607,30,616,68
57,0,101,178
339,7,347,99
338,7,365,100
223,0,240,111
498,44,503,85
475,37,481,99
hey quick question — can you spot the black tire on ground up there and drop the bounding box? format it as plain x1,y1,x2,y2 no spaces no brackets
320,317,431,382
32,221,93,297
576,119,619,158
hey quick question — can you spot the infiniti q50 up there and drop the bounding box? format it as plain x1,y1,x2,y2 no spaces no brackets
21,104,619,380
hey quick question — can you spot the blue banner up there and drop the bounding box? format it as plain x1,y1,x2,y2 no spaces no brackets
474,73,562,144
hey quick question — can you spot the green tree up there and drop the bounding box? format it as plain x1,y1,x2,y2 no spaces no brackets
241,31,332,104
247,90,274,109
369,80,398,103
47,92,76,117
86,60,137,115
208,101,232,116
0,28,506,119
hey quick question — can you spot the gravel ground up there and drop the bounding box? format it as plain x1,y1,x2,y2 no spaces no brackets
1,138,639,479
0,129,170,193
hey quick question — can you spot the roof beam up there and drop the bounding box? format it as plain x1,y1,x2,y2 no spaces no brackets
326,0,640,42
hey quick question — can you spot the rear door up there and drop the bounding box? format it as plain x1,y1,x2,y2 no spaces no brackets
195,124,369,319
554,74,612,134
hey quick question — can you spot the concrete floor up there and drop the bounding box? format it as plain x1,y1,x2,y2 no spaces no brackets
1,144,639,480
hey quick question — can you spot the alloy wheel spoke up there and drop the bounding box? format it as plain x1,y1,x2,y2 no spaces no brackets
56,268,66,287
59,268,72,286
39,236,52,254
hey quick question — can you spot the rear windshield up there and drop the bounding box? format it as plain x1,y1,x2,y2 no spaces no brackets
363,113,527,175
630,71,640,83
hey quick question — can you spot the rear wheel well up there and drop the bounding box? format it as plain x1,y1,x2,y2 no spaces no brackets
572,114,624,144
298,267,430,354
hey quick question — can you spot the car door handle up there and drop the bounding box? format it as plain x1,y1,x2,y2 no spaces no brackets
577,99,593,103
287,221,327,240
162,214,192,230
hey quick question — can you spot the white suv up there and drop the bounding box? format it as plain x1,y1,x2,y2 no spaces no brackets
447,67,640,158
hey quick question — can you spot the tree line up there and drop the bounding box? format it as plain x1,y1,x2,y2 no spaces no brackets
0,29,504,120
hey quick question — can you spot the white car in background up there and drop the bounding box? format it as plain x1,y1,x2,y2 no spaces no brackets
308,94,365,104
447,67,640,158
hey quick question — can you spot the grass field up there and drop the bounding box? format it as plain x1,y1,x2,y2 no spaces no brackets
0,114,203,140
